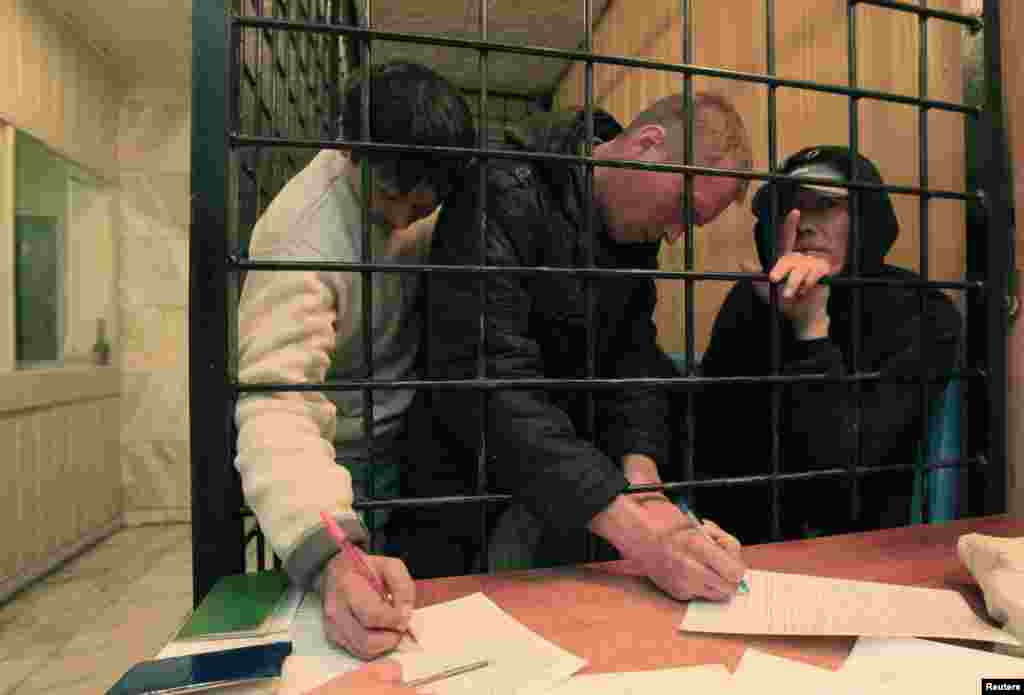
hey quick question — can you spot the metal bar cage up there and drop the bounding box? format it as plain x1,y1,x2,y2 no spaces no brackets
190,0,1014,602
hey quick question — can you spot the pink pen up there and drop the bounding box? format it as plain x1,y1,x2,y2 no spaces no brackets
320,511,419,645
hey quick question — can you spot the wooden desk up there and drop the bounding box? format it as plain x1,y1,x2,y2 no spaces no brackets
412,514,1023,674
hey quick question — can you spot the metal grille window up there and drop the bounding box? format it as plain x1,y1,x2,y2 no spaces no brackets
190,0,1014,603
235,0,351,255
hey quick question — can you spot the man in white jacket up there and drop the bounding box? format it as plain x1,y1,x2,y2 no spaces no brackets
234,61,475,659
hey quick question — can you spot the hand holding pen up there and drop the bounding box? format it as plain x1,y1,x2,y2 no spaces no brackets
680,507,749,594
320,511,419,658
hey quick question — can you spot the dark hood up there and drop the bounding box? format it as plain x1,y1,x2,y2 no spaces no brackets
750,145,899,275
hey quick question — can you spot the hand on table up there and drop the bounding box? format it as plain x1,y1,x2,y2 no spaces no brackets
305,659,423,695
621,453,743,580
639,510,746,602
957,533,1024,643
321,550,416,659
590,488,746,603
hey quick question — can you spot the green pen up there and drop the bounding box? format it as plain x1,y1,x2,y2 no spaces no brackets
678,502,750,594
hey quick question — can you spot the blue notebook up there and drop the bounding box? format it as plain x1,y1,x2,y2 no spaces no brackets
105,641,291,694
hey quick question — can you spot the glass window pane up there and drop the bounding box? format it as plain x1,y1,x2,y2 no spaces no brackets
14,131,66,367
15,214,61,364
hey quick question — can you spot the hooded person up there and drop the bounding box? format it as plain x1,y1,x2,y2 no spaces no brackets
692,145,962,545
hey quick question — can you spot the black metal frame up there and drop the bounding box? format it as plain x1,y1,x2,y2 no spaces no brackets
191,0,1013,603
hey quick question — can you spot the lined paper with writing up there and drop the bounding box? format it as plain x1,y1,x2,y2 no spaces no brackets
681,570,1020,645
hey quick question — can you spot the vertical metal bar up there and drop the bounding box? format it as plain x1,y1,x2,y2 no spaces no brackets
328,0,341,137
191,0,244,605
680,0,697,513
475,0,490,573
255,0,266,216
977,0,1010,515
226,4,245,548
583,0,597,563
765,0,782,542
228,8,243,383
916,2,931,523
359,0,376,551
846,0,863,529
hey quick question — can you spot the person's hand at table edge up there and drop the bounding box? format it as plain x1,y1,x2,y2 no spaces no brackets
305,659,424,694
320,549,416,659
957,533,1024,644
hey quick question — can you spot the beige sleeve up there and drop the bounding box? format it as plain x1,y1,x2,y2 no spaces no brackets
957,533,1024,643
235,267,368,588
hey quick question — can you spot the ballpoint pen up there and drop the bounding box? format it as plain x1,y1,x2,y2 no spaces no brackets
403,659,492,688
320,511,420,644
678,501,750,594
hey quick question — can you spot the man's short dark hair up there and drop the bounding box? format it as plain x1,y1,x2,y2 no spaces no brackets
339,61,476,201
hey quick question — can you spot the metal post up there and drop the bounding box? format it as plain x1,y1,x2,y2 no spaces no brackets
191,0,245,605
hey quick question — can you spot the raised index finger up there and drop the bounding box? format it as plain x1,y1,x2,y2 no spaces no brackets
779,208,800,258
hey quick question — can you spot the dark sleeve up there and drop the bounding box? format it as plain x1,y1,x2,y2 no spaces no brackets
425,173,628,531
780,291,963,470
699,282,764,379
595,272,674,469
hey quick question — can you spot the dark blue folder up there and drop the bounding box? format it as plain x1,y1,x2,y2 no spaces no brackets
105,641,291,694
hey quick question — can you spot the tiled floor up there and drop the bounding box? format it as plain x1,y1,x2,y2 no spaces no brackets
0,524,198,695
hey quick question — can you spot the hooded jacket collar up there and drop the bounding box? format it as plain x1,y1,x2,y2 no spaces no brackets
751,145,899,276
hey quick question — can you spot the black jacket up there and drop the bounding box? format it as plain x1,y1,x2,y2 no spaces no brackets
417,109,679,533
693,146,962,543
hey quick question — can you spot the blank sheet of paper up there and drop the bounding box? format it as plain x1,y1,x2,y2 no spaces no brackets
680,570,1020,645
282,591,586,695
544,664,733,695
731,649,869,695
839,637,1024,693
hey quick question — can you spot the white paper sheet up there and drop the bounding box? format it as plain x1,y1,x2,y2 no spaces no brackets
680,570,1021,645
283,591,586,695
158,591,585,695
838,637,1024,693
543,664,733,695
731,648,869,695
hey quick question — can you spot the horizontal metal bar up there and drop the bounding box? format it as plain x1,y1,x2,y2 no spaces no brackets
231,15,978,116
461,86,549,101
352,493,514,510
345,455,985,510
628,456,986,492
852,0,983,30
234,369,985,394
229,134,979,201
230,256,986,290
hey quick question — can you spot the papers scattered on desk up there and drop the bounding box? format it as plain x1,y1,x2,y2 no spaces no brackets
545,664,732,694
282,591,587,695
543,642,1022,695
839,637,1024,693
159,590,585,695
727,642,1024,695
732,648,865,694
680,570,1021,645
